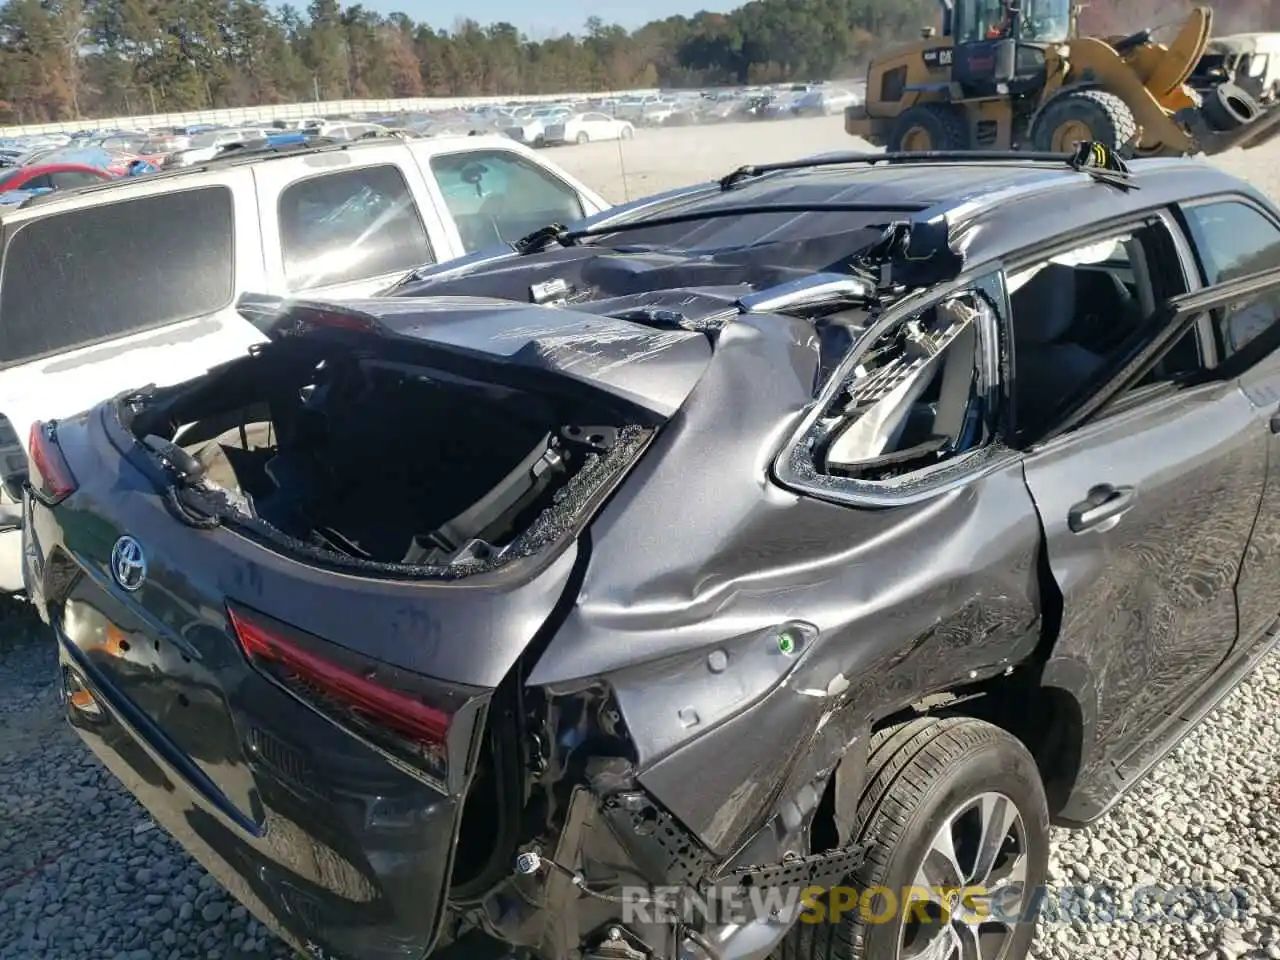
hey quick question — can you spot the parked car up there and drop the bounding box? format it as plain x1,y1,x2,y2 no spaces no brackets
163,128,274,167
543,111,635,144
507,107,573,147
0,134,607,592
791,87,861,117
0,162,111,192
24,147,1280,960
303,120,391,141
0,188,49,206
614,95,658,120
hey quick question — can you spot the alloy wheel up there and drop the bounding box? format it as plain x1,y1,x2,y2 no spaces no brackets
898,791,1030,960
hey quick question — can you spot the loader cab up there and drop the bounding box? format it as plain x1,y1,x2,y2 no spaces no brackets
942,0,1068,95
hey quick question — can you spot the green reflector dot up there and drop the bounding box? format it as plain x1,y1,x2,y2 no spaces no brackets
778,630,797,655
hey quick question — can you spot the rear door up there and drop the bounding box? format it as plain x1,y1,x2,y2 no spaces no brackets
252,145,453,299
1178,195,1280,655
1014,214,1266,780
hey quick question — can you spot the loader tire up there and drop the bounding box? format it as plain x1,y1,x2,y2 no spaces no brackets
1202,83,1260,132
887,104,970,152
1031,89,1138,153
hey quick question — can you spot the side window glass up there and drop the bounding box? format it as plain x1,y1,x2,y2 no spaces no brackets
49,171,103,189
957,0,1007,42
429,150,585,254
807,290,993,482
1184,201,1280,360
1007,222,1201,438
277,164,433,290
0,187,234,364
23,174,52,190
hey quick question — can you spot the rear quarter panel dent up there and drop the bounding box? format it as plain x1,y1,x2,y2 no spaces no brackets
530,313,1044,852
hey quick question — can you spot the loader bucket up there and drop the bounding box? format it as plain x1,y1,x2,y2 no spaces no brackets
1198,102,1280,154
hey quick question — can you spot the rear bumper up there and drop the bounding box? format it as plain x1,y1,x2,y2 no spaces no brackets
22,433,495,960
51,600,469,960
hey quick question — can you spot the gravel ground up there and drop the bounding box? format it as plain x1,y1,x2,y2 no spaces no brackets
2,116,1280,960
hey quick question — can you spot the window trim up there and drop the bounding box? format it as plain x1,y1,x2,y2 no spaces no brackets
771,269,1018,509
0,184,237,371
275,162,433,293
426,147,586,222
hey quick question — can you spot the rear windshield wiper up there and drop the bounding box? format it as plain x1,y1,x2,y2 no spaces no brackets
512,201,932,255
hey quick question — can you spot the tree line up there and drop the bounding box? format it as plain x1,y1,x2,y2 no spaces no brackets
0,0,1274,125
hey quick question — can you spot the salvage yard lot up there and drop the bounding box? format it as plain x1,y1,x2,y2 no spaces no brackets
1,115,1279,960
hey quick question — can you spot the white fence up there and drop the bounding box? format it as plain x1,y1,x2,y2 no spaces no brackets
0,90,661,137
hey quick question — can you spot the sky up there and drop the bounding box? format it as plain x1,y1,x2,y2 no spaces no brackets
403,0,723,37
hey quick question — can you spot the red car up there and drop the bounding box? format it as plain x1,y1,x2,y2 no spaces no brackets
0,162,112,193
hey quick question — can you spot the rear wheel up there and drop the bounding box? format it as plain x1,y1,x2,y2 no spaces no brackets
887,104,970,152
775,717,1050,960
620,125,633,140
1031,88,1138,152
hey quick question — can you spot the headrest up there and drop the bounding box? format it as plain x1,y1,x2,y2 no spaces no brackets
1011,264,1077,344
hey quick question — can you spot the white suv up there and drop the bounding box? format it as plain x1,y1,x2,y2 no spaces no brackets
0,133,608,591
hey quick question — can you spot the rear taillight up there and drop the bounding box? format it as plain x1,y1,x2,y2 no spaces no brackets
227,605,452,783
27,420,78,504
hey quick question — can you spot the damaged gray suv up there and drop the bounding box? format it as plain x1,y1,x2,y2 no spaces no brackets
23,144,1280,960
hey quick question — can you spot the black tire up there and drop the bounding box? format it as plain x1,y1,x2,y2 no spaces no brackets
1202,83,1261,132
1030,88,1138,153
775,717,1050,960
887,104,970,152
575,131,590,145
620,125,634,140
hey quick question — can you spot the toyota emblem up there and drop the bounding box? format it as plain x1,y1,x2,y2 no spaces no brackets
110,536,147,591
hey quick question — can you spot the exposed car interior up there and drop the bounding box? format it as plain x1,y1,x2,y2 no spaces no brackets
816,293,989,480
1008,226,1200,439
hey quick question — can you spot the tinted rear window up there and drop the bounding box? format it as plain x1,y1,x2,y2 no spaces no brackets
0,186,234,365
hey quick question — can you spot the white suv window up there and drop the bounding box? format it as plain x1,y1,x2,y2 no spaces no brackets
430,149,584,253
277,164,434,290
0,186,235,365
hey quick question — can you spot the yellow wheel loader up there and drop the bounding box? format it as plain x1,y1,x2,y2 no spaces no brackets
844,0,1280,157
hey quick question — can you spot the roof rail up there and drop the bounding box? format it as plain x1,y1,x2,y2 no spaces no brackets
719,141,1134,191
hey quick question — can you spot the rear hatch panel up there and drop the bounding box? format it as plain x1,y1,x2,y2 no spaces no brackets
31,400,586,959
